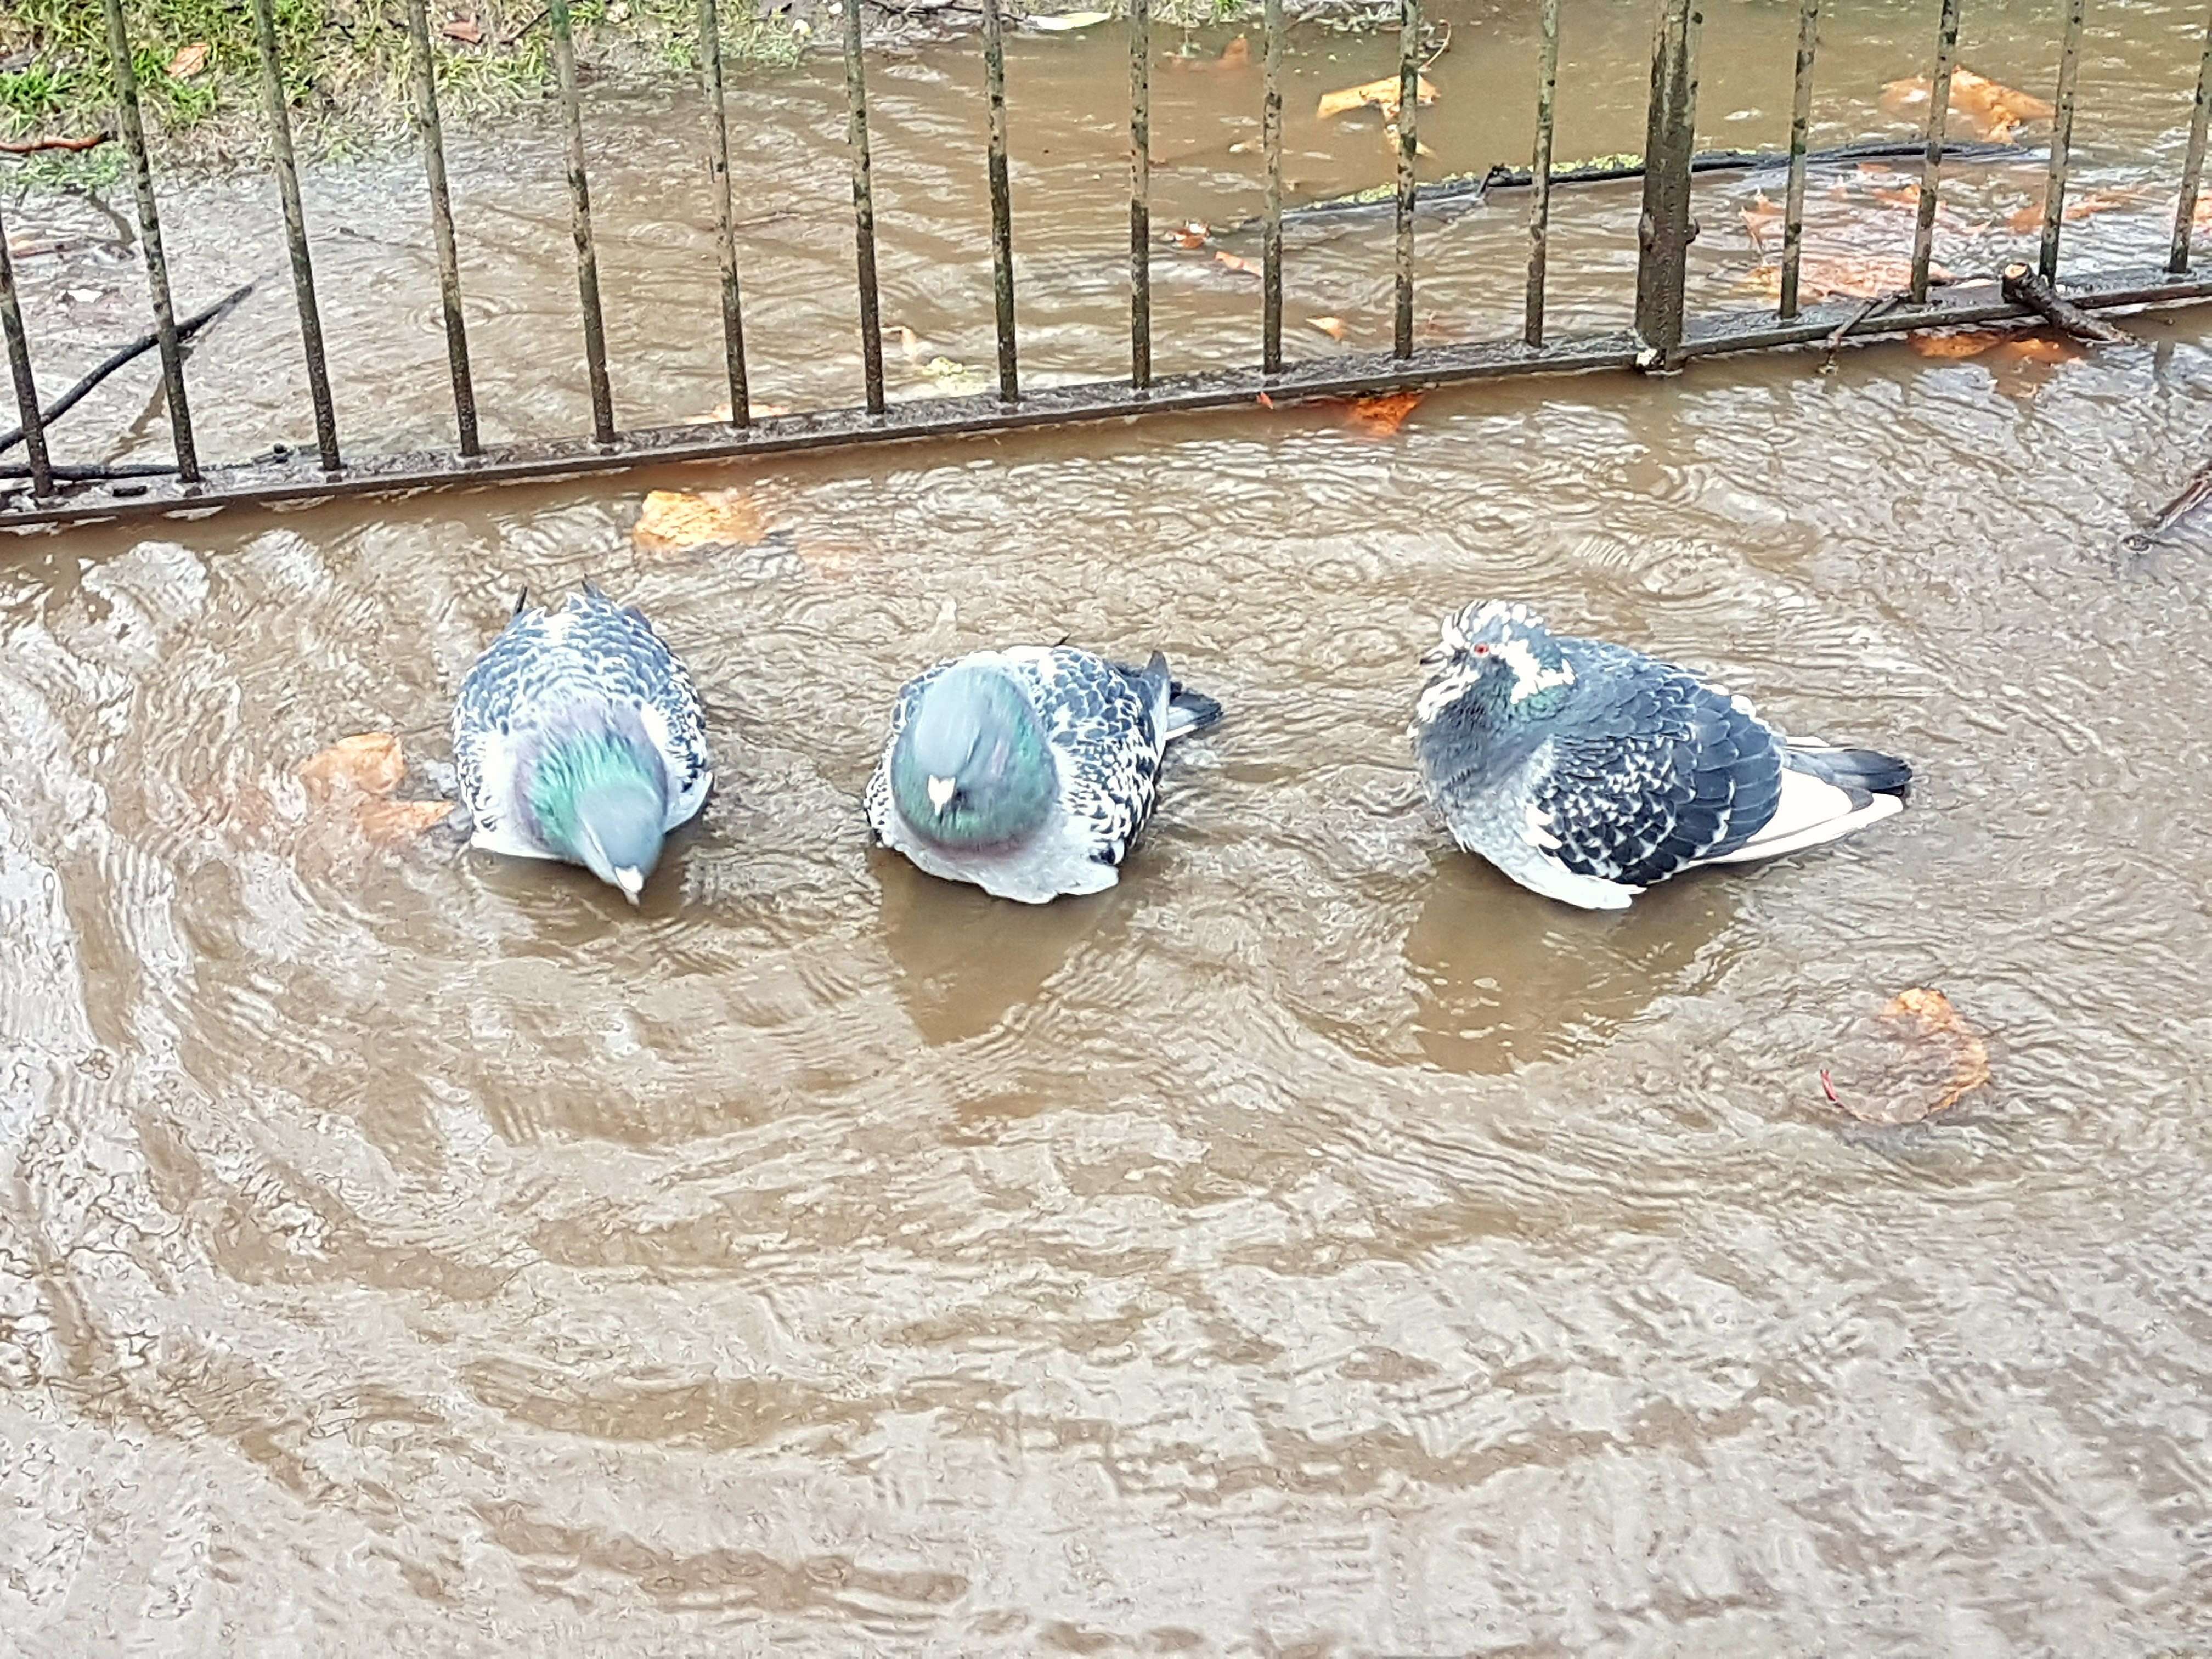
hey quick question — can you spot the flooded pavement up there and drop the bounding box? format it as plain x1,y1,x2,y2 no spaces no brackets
5,0,2212,1652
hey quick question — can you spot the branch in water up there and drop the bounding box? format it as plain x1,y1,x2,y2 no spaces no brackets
0,278,261,457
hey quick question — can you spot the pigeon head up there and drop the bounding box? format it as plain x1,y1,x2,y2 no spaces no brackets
890,662,1056,849
1417,600,1578,722
524,710,672,903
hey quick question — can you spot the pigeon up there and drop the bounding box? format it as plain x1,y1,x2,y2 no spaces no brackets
451,584,712,903
864,645,1223,904
1409,600,1911,910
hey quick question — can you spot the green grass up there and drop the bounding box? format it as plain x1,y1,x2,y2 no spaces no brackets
0,0,808,176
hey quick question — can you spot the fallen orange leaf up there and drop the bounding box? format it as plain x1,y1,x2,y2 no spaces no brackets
1308,315,1347,341
1741,254,1947,303
1821,986,1990,1124
1995,336,2081,365
1255,391,1274,409
1880,67,2051,143
1741,191,1782,251
2004,189,2135,235
298,733,406,800
439,15,483,43
1345,391,1423,437
167,41,211,78
1908,328,2011,358
1872,183,1921,210
1316,72,1437,122
1170,219,1211,249
358,799,454,843
1214,250,1262,277
681,400,794,425
632,488,767,552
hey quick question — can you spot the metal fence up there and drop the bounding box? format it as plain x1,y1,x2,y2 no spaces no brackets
3,0,2212,529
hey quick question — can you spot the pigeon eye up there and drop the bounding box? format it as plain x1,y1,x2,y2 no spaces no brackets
1471,644,1489,656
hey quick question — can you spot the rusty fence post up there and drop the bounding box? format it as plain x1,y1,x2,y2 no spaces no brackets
1632,0,1701,370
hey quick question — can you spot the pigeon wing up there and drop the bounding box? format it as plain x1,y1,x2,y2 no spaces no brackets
1530,658,1784,888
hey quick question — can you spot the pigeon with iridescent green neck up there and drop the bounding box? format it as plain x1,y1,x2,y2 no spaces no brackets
865,644,1223,904
452,584,712,903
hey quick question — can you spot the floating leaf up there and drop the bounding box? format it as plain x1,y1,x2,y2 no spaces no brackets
1214,250,1261,277
1740,191,1782,251
1028,9,1114,29
1821,987,1990,1124
633,488,766,552
1316,73,1438,122
1740,254,1947,302
438,15,483,44
298,733,406,801
1167,220,1211,250
1345,391,1423,437
167,41,211,78
358,799,454,844
1908,328,2011,358
891,323,926,360
2004,189,2136,235
1214,36,1251,69
1995,335,2082,365
1308,315,1348,341
681,400,794,425
1879,67,2052,143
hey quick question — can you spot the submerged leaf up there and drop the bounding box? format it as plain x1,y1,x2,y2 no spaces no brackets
1307,315,1348,341
1214,250,1262,276
298,733,406,800
358,799,454,844
1740,191,1782,251
1907,328,2010,358
1344,391,1423,437
633,489,767,552
1822,987,1991,1124
1740,253,1947,302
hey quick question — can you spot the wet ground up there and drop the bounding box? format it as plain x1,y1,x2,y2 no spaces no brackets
4,0,2212,1652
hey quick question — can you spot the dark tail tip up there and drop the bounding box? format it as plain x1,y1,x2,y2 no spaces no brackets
1165,682,1224,738
1798,745,1913,798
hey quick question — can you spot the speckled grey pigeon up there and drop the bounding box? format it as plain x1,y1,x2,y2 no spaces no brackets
865,645,1223,904
452,584,712,902
1409,601,1910,910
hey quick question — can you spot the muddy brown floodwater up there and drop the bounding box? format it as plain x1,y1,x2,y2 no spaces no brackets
5,0,2212,1652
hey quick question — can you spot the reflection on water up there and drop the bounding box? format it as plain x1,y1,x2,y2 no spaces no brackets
5,0,2212,1652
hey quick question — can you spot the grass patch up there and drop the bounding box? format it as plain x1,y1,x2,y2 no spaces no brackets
0,0,809,175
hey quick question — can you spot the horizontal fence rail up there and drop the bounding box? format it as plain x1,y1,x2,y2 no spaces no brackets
5,0,2212,529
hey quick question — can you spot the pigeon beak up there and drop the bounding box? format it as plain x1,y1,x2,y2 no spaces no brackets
926,775,957,814
614,866,644,905
1419,641,1450,668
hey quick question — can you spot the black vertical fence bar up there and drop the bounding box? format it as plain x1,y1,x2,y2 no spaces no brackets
2037,0,2086,279
100,0,200,483
1392,0,1420,360
982,0,1019,403
1130,0,1153,390
405,0,480,456
1779,0,1820,319
1261,0,1285,374
699,0,751,425
2171,7,2212,273
1909,0,1961,303
843,0,887,415
0,207,56,499
1523,0,1561,347
1632,0,1701,365
548,0,616,444
250,0,341,471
